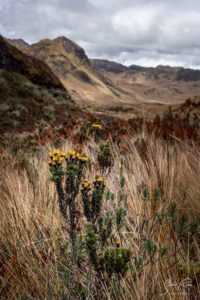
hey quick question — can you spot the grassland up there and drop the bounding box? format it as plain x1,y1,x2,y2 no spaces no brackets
0,132,199,299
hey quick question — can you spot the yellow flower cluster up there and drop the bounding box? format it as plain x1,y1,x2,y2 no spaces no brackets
92,123,102,130
81,177,106,191
48,149,89,167
93,176,106,188
81,180,91,191
69,150,89,163
48,149,68,166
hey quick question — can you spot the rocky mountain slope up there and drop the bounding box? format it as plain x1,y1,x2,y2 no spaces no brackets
91,59,200,111
0,36,90,139
91,59,200,82
0,36,64,89
10,36,131,114
0,35,199,148
2,35,200,120
0,69,76,135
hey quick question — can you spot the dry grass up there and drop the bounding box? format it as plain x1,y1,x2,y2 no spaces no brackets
0,135,200,299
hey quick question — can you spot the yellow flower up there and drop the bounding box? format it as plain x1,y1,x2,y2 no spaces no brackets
92,124,102,130
48,159,52,165
53,149,60,155
69,150,76,156
83,180,90,188
93,176,106,189
81,180,91,191
61,151,66,157
115,239,121,247
52,161,56,166
79,156,89,162
96,176,103,182
58,157,64,164
48,152,53,157
76,152,81,159
53,156,59,161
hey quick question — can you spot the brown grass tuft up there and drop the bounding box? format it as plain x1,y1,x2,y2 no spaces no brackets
0,136,199,299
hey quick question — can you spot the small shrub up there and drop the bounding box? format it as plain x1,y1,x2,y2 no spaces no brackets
42,105,55,122
104,247,131,277
91,123,102,142
48,148,89,284
0,76,10,96
0,102,10,113
12,110,21,118
98,141,114,173
48,146,131,293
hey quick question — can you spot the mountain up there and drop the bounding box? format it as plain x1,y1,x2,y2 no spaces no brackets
0,35,64,89
1,36,138,121
91,59,128,73
0,36,89,137
91,59,200,112
13,36,130,114
128,64,200,82
7,38,30,50
3,35,200,120
91,59,200,82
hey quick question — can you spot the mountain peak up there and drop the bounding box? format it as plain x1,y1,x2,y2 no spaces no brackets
91,59,128,73
7,38,29,49
30,36,90,68
54,36,80,47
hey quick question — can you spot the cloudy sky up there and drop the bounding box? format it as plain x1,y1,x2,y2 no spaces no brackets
1,0,200,68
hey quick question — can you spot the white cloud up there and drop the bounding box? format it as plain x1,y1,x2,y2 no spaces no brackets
112,5,161,36
0,0,200,68
160,11,200,49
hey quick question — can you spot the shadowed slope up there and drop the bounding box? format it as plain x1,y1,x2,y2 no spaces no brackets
0,36,64,89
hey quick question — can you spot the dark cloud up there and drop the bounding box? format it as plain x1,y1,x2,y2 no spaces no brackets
1,0,200,68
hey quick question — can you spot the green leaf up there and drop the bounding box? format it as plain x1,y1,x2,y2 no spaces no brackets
153,188,161,201
142,188,149,201
159,245,168,257
167,202,177,219
116,208,127,230
134,256,143,271
120,175,126,189
144,239,157,255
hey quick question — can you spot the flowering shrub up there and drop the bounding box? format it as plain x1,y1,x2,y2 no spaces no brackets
81,174,131,280
104,247,131,277
91,123,102,142
48,145,131,293
2,129,200,299
48,148,89,285
48,149,88,219
81,176,106,223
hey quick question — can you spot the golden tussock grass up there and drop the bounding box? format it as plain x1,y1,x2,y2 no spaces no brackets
0,135,200,299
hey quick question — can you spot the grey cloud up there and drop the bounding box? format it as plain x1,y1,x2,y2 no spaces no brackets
0,0,200,68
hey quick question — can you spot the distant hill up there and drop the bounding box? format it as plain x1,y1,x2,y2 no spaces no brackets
2,35,200,120
91,59,200,82
91,58,200,117
91,59,128,73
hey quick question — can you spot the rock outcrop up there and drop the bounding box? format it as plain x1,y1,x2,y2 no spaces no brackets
0,35,64,89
